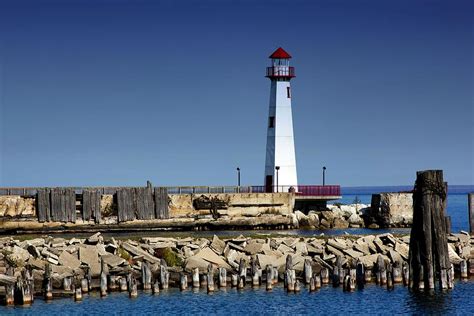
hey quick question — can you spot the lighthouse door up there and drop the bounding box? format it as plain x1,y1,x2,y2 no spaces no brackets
265,175,273,193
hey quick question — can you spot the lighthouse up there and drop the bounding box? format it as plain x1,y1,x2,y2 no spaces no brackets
264,47,298,192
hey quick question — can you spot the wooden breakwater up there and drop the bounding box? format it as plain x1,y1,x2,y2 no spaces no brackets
0,232,472,306
1,185,169,224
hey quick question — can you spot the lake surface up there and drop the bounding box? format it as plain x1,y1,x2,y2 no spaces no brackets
2,281,474,315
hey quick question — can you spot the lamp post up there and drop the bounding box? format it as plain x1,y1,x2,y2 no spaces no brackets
275,166,280,192
323,166,326,186
236,167,241,187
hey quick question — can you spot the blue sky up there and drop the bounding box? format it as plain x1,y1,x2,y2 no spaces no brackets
0,0,472,187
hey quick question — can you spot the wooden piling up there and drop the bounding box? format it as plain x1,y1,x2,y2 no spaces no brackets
302,259,312,285
321,267,329,284
447,264,454,289
63,276,72,291
100,258,108,297
119,277,127,292
160,265,169,289
272,267,279,285
142,262,152,291
192,268,200,288
356,261,365,288
129,276,138,298
402,262,409,286
294,280,301,293
409,170,450,290
231,274,238,288
286,269,295,292
265,265,273,291
252,270,260,287
218,267,227,288
376,255,386,285
238,258,247,287
309,277,316,292
152,280,160,294
460,260,468,279
392,262,403,283
108,275,118,292
207,265,215,293
180,273,188,291
43,263,53,301
81,278,89,293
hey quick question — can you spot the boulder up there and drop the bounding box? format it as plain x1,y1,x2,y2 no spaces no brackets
79,245,100,276
333,218,349,229
210,235,226,255
59,251,81,270
257,254,278,269
195,247,231,269
102,254,126,268
244,242,264,255
185,256,209,272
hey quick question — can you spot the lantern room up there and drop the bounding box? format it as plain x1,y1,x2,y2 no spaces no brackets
266,47,295,80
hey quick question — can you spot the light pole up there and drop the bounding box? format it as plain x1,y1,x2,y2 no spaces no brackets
275,166,280,192
323,166,326,186
236,167,241,187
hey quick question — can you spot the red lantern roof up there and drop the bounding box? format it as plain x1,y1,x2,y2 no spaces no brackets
269,47,292,59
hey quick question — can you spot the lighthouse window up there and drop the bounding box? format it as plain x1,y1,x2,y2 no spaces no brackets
287,87,291,98
269,116,275,128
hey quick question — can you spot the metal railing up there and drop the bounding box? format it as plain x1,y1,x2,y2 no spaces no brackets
0,185,341,197
266,66,295,78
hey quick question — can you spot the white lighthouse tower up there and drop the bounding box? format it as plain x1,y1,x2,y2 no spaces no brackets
264,47,298,192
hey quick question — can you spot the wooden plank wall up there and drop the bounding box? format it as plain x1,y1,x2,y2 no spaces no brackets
136,187,155,220
50,188,76,223
83,189,101,223
154,187,169,219
117,188,136,223
36,188,51,223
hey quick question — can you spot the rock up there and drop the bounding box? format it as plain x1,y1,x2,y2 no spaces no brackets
368,223,379,229
343,249,364,259
307,213,319,227
348,213,363,225
394,242,409,260
448,244,462,264
294,242,308,255
59,251,81,270
353,243,371,255
326,245,344,257
244,242,263,255
210,235,226,255
29,258,46,270
79,245,100,276
277,243,293,254
327,239,348,251
184,256,209,272
357,254,383,269
319,211,335,223
333,218,349,229
8,246,30,265
102,254,126,268
388,249,403,264
195,247,231,269
86,232,101,245
27,244,41,258
319,218,331,229
257,254,278,269
0,196,36,217
122,242,159,264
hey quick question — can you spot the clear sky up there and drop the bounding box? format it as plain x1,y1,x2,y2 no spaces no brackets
0,0,472,187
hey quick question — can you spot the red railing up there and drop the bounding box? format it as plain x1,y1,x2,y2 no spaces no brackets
266,66,295,78
251,185,340,196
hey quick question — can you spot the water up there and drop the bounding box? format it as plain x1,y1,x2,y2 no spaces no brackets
2,281,474,315
340,185,473,233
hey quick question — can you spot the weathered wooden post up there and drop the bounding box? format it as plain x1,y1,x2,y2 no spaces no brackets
314,273,321,289
447,264,454,289
180,273,188,291
218,267,227,288
272,267,279,285
160,265,169,289
43,263,53,301
332,256,342,287
402,262,409,286
294,279,301,292
409,170,450,290
238,258,247,287
309,277,316,292
74,286,82,301
119,277,128,292
192,268,200,288
321,267,329,284
349,269,356,291
252,270,260,287
386,270,393,290
469,193,474,234
100,258,108,297
304,259,312,285
265,265,273,291
153,279,160,294
24,268,34,305
356,260,365,289
392,262,403,283
286,269,295,292
109,275,118,291
81,278,89,293
141,262,152,291
207,264,215,293
129,276,138,298
231,274,238,288
376,255,386,285
200,274,208,288
460,260,468,279
63,276,72,291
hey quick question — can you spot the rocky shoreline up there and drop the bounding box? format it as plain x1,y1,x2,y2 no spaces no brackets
0,230,472,303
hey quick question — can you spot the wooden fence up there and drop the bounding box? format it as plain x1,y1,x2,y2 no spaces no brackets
4,186,169,223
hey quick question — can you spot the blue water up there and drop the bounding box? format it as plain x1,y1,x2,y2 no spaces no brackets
2,281,474,315
339,185,474,233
